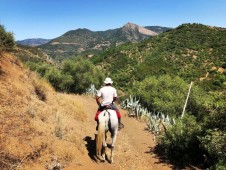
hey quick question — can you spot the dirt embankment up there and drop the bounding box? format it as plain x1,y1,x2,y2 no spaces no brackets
0,52,172,170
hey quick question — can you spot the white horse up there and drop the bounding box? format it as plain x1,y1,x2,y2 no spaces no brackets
96,109,118,163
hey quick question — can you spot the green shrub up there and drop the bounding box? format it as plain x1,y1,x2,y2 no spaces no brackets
62,58,104,94
203,92,226,131
26,57,105,94
132,75,191,117
188,86,214,120
44,67,74,92
156,91,226,168
26,61,51,77
160,115,202,165
0,25,15,50
215,160,226,170
200,129,226,168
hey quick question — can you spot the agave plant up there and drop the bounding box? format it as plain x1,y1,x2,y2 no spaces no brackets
121,95,176,135
86,84,98,96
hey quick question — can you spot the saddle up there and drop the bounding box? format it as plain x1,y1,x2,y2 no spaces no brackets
102,104,113,110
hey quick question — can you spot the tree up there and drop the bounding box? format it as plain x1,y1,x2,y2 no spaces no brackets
44,67,74,92
62,58,104,93
132,75,189,117
0,25,15,50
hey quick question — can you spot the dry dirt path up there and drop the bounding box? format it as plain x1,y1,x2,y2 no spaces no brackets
64,95,172,170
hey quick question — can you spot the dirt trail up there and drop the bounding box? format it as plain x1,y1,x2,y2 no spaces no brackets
64,96,172,170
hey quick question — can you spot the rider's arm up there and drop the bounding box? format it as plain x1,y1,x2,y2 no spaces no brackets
113,88,118,103
96,96,101,106
113,97,118,103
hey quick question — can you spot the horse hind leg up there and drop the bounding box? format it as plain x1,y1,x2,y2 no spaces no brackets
101,142,107,162
110,131,117,163
110,145,115,163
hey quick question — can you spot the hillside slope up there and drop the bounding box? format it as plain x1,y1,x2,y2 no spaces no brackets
91,23,226,91
0,52,172,169
0,52,87,169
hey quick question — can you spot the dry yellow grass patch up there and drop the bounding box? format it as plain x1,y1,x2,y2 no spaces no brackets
0,52,88,169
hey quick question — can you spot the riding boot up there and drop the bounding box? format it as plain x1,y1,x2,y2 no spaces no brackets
118,118,123,130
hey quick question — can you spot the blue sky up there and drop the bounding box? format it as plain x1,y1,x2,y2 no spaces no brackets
1,0,226,40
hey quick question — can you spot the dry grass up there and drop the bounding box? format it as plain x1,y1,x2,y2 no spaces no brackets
0,52,88,169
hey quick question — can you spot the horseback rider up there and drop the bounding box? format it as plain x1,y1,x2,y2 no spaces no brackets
95,77,123,131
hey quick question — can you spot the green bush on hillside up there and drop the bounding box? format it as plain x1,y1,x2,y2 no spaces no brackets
26,61,73,91
201,92,226,168
203,92,226,130
200,129,226,168
26,61,50,77
62,58,104,94
26,58,105,94
131,74,216,119
0,25,15,50
132,75,190,117
159,115,203,165
157,90,226,168
44,67,74,92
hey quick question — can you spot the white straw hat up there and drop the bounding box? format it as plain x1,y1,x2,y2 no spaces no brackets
104,77,113,84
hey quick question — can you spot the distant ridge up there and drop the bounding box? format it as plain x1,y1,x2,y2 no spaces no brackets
39,22,171,60
16,38,51,46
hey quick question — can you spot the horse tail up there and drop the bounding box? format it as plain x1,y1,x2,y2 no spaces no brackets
96,116,106,156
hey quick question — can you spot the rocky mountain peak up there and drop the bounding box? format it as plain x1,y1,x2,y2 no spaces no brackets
123,22,158,36
123,22,139,29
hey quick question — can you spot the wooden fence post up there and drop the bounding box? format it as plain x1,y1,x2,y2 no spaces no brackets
181,81,193,118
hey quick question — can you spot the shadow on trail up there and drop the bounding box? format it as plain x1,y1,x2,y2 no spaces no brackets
83,136,113,164
145,145,199,170
83,136,98,163
145,146,169,164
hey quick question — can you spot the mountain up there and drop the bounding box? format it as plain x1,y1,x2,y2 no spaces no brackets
39,22,170,60
16,38,51,46
91,23,226,91
120,22,158,39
